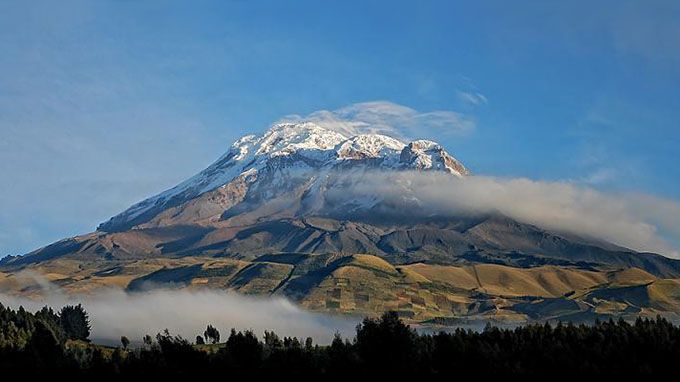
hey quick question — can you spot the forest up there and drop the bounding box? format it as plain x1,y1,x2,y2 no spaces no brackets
1,301,680,375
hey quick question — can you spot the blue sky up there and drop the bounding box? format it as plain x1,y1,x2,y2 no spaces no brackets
1,0,679,256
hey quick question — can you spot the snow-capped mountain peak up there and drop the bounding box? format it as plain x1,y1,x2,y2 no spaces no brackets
98,122,469,231
400,140,470,176
336,134,406,160
254,122,346,157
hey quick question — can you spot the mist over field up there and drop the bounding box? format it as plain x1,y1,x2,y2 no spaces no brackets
0,286,358,345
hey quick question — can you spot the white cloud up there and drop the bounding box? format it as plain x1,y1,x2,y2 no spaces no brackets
324,171,680,258
456,90,488,107
581,167,619,185
0,285,357,345
278,101,475,139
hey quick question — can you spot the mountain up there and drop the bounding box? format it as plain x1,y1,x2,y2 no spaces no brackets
3,122,680,323
97,122,469,232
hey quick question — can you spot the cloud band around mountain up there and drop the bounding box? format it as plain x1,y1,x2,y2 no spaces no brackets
324,171,680,258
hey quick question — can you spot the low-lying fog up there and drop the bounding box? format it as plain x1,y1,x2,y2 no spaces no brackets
0,287,358,345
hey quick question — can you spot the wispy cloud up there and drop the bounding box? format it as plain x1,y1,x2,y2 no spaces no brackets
278,101,475,140
456,90,488,107
569,99,665,188
324,171,680,258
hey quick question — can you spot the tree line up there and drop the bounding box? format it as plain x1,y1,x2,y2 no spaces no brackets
1,301,680,375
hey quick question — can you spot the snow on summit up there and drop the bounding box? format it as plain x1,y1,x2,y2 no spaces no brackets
98,122,469,231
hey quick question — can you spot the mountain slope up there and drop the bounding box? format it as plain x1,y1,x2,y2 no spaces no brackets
6,122,680,276
10,212,680,278
3,122,680,323
4,253,680,323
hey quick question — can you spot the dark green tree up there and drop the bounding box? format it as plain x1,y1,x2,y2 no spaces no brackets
226,329,263,369
142,334,153,347
120,335,130,350
59,304,90,341
26,320,65,370
355,311,418,373
204,324,220,344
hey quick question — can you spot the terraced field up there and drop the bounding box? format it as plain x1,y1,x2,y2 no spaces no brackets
3,252,680,324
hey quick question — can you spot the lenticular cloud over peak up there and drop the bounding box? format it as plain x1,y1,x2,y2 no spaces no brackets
277,101,476,139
